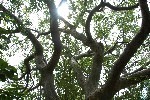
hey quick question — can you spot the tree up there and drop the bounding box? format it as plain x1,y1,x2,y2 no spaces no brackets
0,0,150,99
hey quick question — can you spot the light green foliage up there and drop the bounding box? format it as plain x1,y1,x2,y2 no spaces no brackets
0,58,17,82
0,0,149,99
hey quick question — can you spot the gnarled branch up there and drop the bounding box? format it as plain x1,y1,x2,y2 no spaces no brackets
105,2,139,11
44,0,62,73
0,4,44,69
85,42,104,97
101,0,150,99
71,57,86,90
85,0,104,43
118,68,150,90
58,28,88,45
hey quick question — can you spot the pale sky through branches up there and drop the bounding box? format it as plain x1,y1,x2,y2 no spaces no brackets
57,0,69,18
1,0,69,66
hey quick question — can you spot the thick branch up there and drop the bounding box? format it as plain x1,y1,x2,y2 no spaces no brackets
19,54,35,93
118,68,150,90
85,2,139,43
59,16,75,29
71,58,86,90
24,54,35,72
122,61,150,77
85,53,103,97
59,28,88,45
85,1,104,42
85,43,104,97
88,53,103,83
0,4,22,27
105,2,139,11
87,68,150,100
0,4,43,55
101,0,150,99
0,27,20,34
59,17,105,52
1,5,46,93
43,0,62,73
25,30,43,55
58,17,89,46
122,67,145,78
18,54,35,80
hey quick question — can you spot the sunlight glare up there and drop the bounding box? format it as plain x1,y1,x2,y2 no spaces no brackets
57,2,69,18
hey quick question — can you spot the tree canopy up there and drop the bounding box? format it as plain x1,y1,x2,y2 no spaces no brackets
0,0,150,100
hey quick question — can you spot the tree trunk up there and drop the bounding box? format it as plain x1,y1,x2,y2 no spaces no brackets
41,70,59,100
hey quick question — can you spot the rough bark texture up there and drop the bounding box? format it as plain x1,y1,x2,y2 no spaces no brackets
1,0,150,100
42,0,62,99
87,0,150,99
59,1,150,99
41,71,59,100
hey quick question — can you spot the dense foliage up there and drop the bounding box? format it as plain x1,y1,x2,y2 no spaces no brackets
0,0,150,99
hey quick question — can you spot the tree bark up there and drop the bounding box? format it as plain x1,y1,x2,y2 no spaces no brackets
41,71,59,100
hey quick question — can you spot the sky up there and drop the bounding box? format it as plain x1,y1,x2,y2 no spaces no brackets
1,0,149,97
0,0,69,66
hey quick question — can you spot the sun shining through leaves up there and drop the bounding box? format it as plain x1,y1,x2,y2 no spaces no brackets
1,0,150,100
57,1,69,18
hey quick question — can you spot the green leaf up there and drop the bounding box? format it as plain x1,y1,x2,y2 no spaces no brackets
0,74,6,82
0,27,9,34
